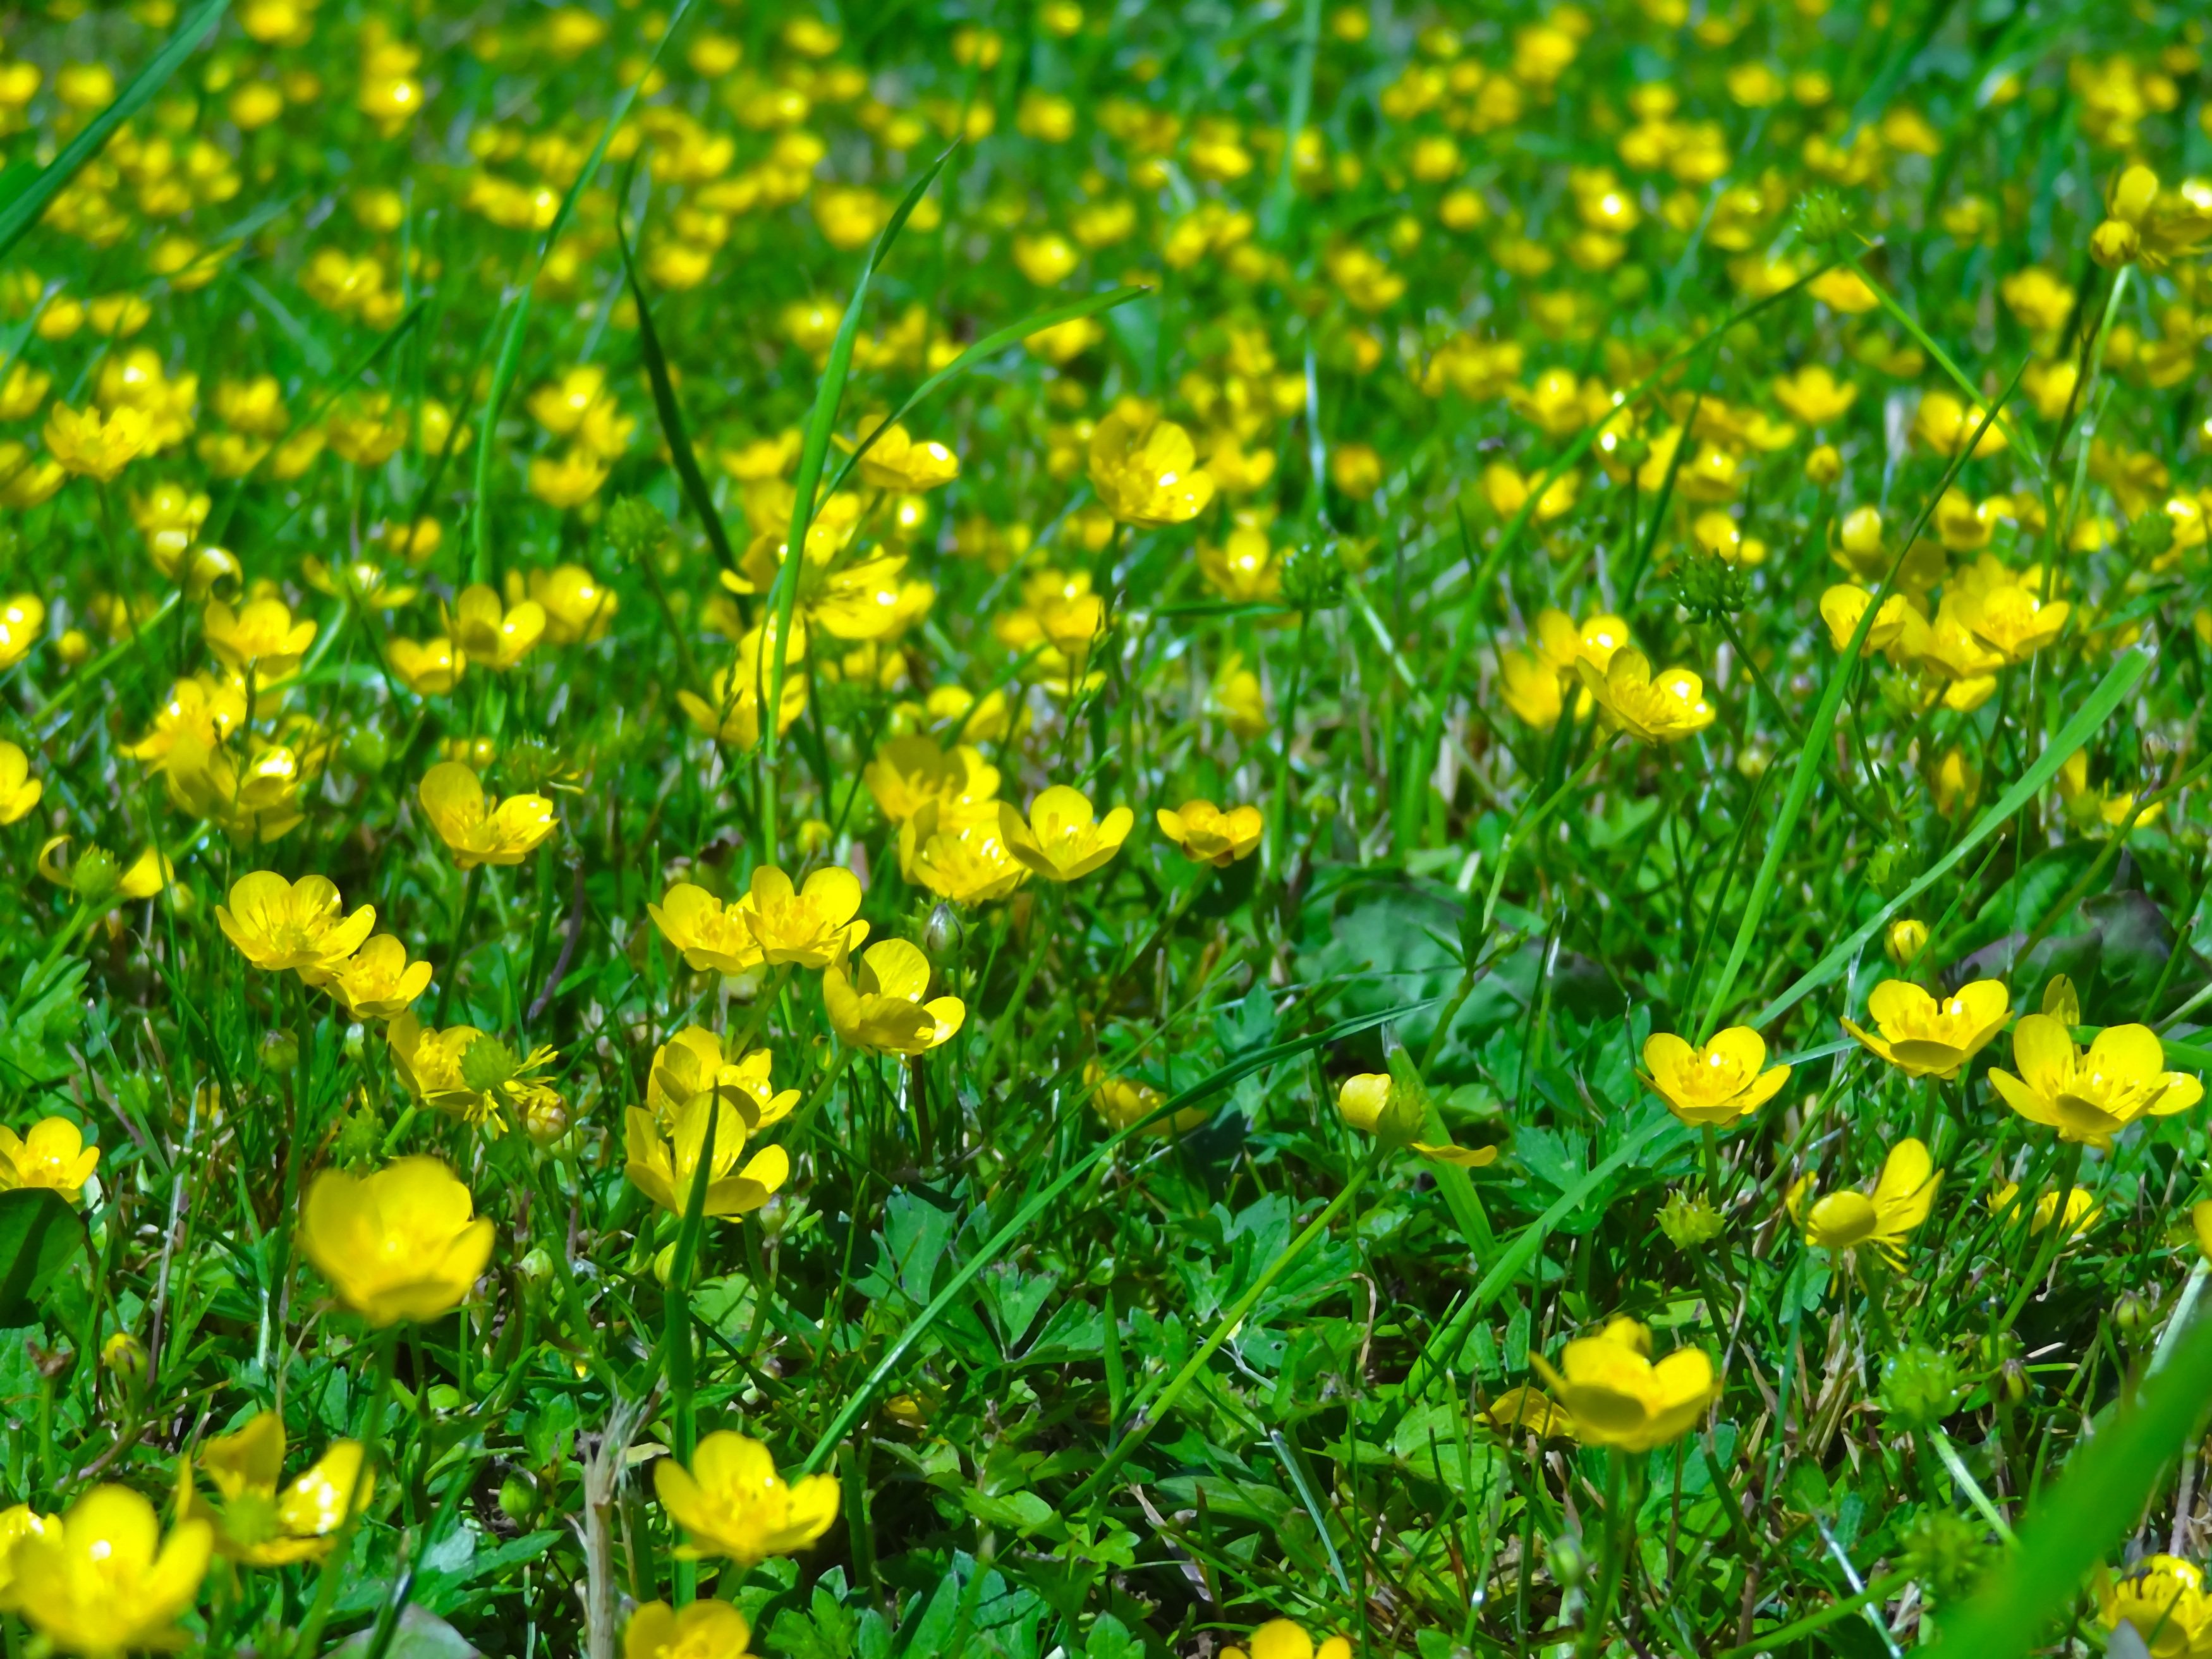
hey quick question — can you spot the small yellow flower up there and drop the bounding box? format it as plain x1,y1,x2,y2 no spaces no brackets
416,761,559,869
1222,1621,1352,1659
203,597,317,683
1529,1316,1720,1452
216,872,377,978
624,1097,788,1219
1639,1027,1790,1128
653,1431,839,1565
0,1117,100,1201
863,735,1000,828
1483,1386,1579,1442
42,402,150,480
739,865,870,967
906,819,1030,904
1000,786,1133,882
1334,1073,1495,1166
1085,1063,1208,1136
387,636,464,696
676,625,810,747
11,1485,212,1655
1986,1018,2203,1150
322,935,434,1019
446,584,546,669
0,594,44,669
1576,648,1715,744
848,422,959,492
300,1157,496,1325
35,837,170,905
1842,979,2010,1080
1770,363,1858,425
823,940,966,1055
181,1410,371,1565
0,1504,60,1613
1883,918,1929,967
646,1028,798,1131
1088,410,1215,527
526,564,618,644
1155,798,1263,866
1988,1182,2101,1239
2100,1554,2212,1658
1790,1138,1940,1265
626,1599,755,1659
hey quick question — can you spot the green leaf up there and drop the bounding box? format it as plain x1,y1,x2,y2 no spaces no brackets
0,0,231,265
0,1188,87,1330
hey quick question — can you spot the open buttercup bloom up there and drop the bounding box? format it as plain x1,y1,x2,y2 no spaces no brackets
741,864,869,966
0,1117,100,1201
1484,1386,1579,1442
1788,1138,1941,1267
1842,979,2012,1079
9,1485,212,1655
848,422,959,492
625,1095,789,1219
1986,1017,2203,1149
179,1409,372,1565
626,1600,757,1659
216,872,377,978
2100,1554,2212,1657
321,935,435,1019
1529,1316,1720,1452
1156,798,1263,865
1639,1027,1790,1128
300,1157,495,1325
0,739,43,824
823,939,966,1055
1222,1620,1352,1659
653,1430,839,1565
647,1027,798,1131
447,583,546,668
1000,786,1133,882
1087,409,1216,526
416,760,560,868
1575,648,1715,743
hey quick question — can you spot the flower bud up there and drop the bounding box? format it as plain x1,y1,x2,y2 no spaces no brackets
1884,918,1928,967
260,1026,300,1073
2115,1289,2152,1340
101,1330,148,1381
517,1246,556,1288
923,901,963,961
1548,1532,1589,1589
2089,218,2139,269
1804,442,1842,486
498,1469,542,1526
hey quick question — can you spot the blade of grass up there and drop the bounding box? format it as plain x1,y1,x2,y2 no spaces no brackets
0,0,229,264
468,0,700,587
612,201,738,576
1700,368,2024,1039
796,997,1433,1473
1925,1306,2212,1655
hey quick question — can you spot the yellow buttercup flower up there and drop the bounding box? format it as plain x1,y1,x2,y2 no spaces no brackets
1884,918,1929,967
1789,1138,1940,1265
2100,1555,2212,1658
386,1014,559,1131
1088,410,1215,527
823,940,965,1055
322,935,434,1019
1000,786,1133,882
1529,1316,1720,1452
203,597,317,683
42,401,149,480
300,1157,495,1325
653,1431,839,1565
1986,1018,2203,1150
863,734,1000,828
849,422,959,492
739,864,869,967
0,1117,100,1201
647,1028,798,1131
526,563,618,644
11,1485,212,1655
1988,1182,2100,1239
626,1600,756,1659
1222,1620,1352,1659
1770,363,1858,425
181,1410,371,1565
1639,1027,1790,1128
677,625,810,748
216,872,377,978
0,594,44,669
35,837,170,904
1334,1073,1495,1167
1842,979,2010,1079
416,761,559,868
0,1504,59,1612
624,1097,789,1218
1085,1063,1208,1135
387,636,465,695
1576,647,1715,744
906,818,1030,904
446,583,545,669
1155,798,1263,866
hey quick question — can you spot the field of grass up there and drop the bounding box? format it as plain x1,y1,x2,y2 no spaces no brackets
0,0,2210,1655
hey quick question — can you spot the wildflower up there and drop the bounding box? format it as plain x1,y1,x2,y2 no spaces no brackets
11,1486,212,1655
823,940,965,1055
1088,410,1215,527
0,1117,99,1201
217,873,377,979
386,1016,557,1131
626,1600,757,1659
181,1411,370,1565
653,1431,839,1565
1885,918,1929,967
625,1095,788,1219
0,1506,58,1610
35,837,169,905
849,423,959,492
388,636,464,695
202,597,316,683
677,626,810,747
1000,786,1134,881
2100,1555,2212,1657
1196,525,1282,602
526,564,618,644
1842,980,2010,1080
1989,1183,2101,1239
42,402,149,480
1335,1074,1495,1166
736,865,870,968
1639,1027,1790,1127
1086,1063,1208,1135
1789,1138,1940,1265
1911,390,2008,459
1222,1622,1352,1659
447,584,546,669
1576,648,1715,743
1156,798,1264,866
322,937,434,1019
863,736,1000,829
1820,585,1918,656
417,762,559,868
906,818,1030,904
299,1157,495,1324
0,595,44,668
646,1028,798,1131
2090,164,2212,270
1529,1316,1719,1452
1771,364,1858,425
1952,579,2067,663
1986,1019,2203,1150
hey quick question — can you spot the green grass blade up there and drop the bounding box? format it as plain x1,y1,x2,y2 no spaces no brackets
467,0,698,586
1748,642,2152,1031
796,997,1433,1473
0,0,230,264
1926,1306,2212,1655
818,284,1149,502
613,206,737,576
